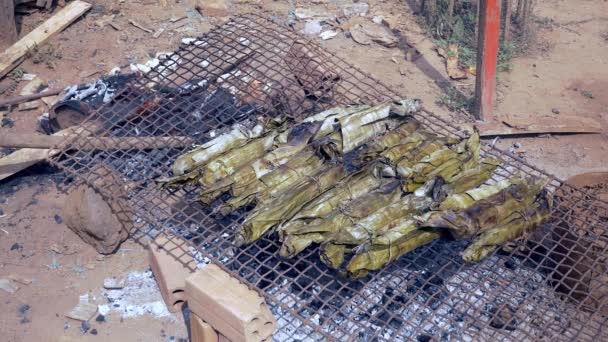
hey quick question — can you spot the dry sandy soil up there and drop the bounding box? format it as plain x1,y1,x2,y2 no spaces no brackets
0,0,606,341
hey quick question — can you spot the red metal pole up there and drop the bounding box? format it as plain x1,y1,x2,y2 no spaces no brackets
474,0,501,121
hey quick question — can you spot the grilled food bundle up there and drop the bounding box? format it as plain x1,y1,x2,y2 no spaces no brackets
158,100,553,278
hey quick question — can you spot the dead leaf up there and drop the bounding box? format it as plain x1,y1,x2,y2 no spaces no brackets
445,44,467,80
348,21,397,47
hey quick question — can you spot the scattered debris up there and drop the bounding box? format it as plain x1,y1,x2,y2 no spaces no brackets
96,270,173,319
80,320,90,333
21,73,36,81
348,20,397,47
54,214,63,224
437,44,468,80
8,274,33,285
343,2,369,17
17,101,40,111
0,278,20,293
319,30,338,40
0,1,92,78
581,90,594,99
294,8,332,21
18,304,31,324
95,314,106,323
551,108,560,114
301,20,322,35
19,78,44,96
10,242,22,251
103,277,125,290
477,115,603,136
195,0,230,17
66,301,98,321
90,328,98,335
153,28,165,38
129,19,153,33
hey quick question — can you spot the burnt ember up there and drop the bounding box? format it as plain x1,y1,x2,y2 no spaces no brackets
48,15,607,342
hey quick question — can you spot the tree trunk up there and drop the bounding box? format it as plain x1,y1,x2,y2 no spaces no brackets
448,0,456,18
0,0,18,50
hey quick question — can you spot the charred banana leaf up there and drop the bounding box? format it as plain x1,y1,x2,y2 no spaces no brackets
423,178,546,239
279,181,403,258
198,122,322,204
345,229,441,278
398,131,481,192
235,165,348,246
439,179,514,211
462,189,553,262
218,148,328,214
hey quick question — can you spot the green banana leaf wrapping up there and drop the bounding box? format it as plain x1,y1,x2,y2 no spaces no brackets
171,123,265,176
279,181,403,257
439,179,513,211
196,132,279,188
198,122,322,204
423,178,546,239
462,189,553,262
235,165,348,246
218,148,328,215
345,230,441,278
398,131,481,192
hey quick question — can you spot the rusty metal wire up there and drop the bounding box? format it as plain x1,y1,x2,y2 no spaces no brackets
48,14,607,341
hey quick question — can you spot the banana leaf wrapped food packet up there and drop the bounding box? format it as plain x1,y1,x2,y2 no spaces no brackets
461,188,552,262
397,130,481,192
170,115,289,176
217,145,332,215
234,164,348,247
198,121,323,204
278,180,403,257
423,178,546,239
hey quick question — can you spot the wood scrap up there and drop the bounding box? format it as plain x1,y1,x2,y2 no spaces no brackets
0,88,62,107
0,0,18,50
0,132,195,150
477,115,603,137
0,1,92,79
129,19,153,33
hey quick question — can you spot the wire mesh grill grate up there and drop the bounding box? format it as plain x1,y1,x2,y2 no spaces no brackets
49,14,607,341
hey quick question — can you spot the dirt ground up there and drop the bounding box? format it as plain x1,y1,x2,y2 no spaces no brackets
0,0,606,341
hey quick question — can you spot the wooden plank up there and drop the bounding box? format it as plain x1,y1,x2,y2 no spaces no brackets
0,123,95,182
473,0,502,121
0,0,18,50
0,1,92,78
476,116,603,136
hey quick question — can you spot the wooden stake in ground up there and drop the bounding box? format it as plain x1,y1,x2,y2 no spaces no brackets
474,0,502,121
0,1,92,78
0,0,18,50
504,0,513,43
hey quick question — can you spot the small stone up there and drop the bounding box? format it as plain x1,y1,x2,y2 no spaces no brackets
1,117,14,128
95,314,106,323
54,214,63,224
66,302,98,321
551,108,560,114
10,243,22,251
18,304,30,315
0,278,20,293
64,322,70,330
80,321,90,333
90,328,98,335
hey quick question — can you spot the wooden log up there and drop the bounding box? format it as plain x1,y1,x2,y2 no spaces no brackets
0,132,194,150
0,0,18,51
0,1,92,79
0,89,63,107
473,0,502,121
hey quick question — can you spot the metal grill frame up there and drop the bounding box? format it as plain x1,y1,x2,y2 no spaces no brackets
48,14,607,341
